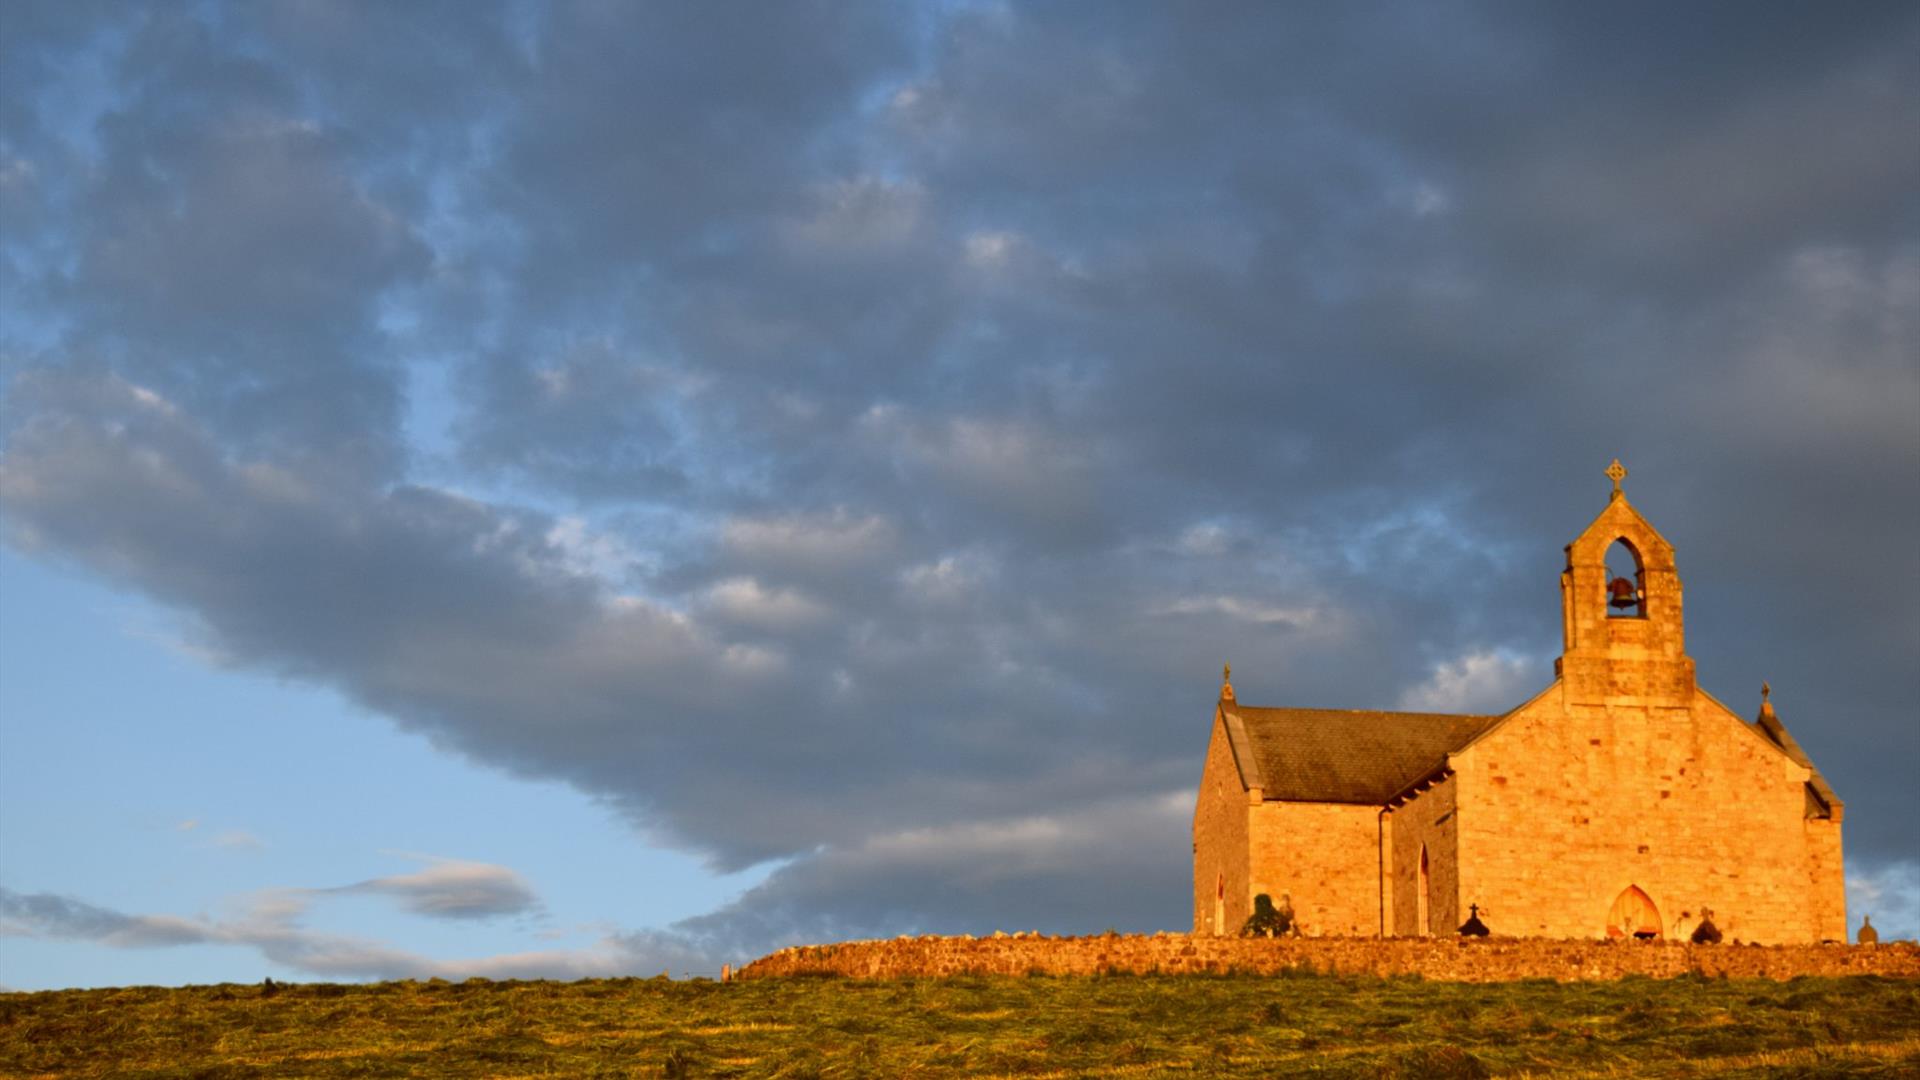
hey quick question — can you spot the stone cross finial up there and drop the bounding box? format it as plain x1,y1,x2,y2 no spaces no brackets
1762,681,1771,702
1220,662,1235,702
1606,458,1628,500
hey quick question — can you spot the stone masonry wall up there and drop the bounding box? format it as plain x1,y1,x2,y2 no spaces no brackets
1390,775,1458,937
1806,817,1847,943
1191,711,1249,935
738,933,1920,982
1247,801,1381,937
1455,686,1832,943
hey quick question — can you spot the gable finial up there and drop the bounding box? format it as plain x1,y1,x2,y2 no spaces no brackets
1220,662,1235,702
1605,458,1628,500
1762,680,1770,702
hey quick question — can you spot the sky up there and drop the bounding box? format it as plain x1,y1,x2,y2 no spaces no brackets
0,1,1915,990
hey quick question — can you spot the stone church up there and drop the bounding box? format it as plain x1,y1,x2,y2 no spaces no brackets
1192,463,1846,944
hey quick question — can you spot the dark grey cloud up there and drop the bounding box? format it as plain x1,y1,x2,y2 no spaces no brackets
2,0,1915,958
2,5,439,483
675,792,1195,952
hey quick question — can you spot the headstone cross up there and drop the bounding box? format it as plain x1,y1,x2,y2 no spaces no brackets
1606,459,1628,499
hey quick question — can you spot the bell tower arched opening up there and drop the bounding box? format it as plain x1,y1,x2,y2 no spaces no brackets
1604,537,1645,618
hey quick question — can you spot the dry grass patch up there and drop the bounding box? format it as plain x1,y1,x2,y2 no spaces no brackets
1,972,1915,1077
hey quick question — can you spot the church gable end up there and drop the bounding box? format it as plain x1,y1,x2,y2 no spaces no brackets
1192,705,1251,935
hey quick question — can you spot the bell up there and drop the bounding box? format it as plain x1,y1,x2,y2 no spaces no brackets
1608,577,1639,610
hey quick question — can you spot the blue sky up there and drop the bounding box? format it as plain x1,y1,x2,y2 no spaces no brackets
0,546,774,987
1,2,1916,989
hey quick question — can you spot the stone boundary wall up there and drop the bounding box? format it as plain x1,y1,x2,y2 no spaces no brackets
738,933,1920,983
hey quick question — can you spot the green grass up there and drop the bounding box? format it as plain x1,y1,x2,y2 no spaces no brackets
2,972,1916,1078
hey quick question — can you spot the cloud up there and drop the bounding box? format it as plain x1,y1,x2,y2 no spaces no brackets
963,229,1025,269
0,884,700,981
0,888,216,948
701,577,833,632
454,347,704,501
897,551,996,607
856,406,1110,546
718,510,898,576
675,792,1197,951
211,830,266,853
782,177,929,258
1397,649,1542,715
1846,858,1920,944
0,856,576,980
329,857,538,920
1152,595,1329,632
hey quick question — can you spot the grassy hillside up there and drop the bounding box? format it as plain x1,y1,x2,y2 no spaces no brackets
3,971,1917,1078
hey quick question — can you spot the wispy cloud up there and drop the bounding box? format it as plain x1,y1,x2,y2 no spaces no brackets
211,830,266,852
325,857,539,920
0,857,589,981
1152,594,1328,630
0,889,217,948
0,884,699,981
1397,649,1541,715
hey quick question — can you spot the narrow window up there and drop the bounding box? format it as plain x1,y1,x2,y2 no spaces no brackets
1604,538,1646,618
1214,872,1225,936
1418,844,1432,937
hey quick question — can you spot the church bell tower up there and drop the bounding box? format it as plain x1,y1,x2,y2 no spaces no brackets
1555,460,1697,705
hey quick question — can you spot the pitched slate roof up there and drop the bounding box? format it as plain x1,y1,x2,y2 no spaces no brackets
1220,705,1500,805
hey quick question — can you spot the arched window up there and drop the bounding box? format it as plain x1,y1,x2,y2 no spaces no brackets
1604,537,1646,618
1417,845,1432,937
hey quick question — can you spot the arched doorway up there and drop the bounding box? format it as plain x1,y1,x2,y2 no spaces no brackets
1606,885,1661,939
1418,845,1432,936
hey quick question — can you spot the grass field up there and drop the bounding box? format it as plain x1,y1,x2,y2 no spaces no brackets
3,972,1917,1078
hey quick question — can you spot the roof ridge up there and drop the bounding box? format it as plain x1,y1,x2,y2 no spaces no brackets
1229,704,1499,720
